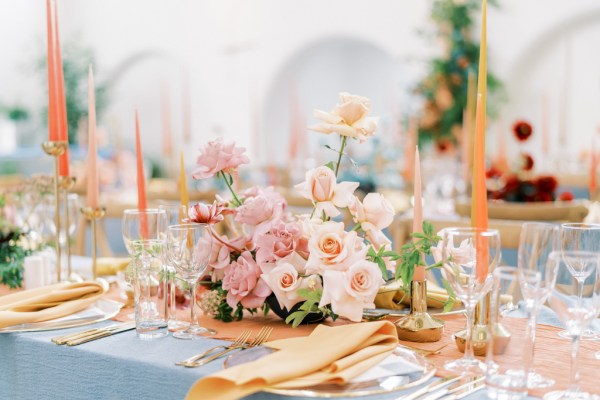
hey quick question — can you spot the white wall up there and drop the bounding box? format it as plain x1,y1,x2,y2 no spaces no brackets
1,0,600,171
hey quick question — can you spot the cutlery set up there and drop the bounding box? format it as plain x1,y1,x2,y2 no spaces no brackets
397,376,484,400
51,322,135,346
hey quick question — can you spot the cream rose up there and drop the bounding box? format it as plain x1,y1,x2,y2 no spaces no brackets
431,236,475,265
319,259,384,322
305,222,366,274
348,194,394,250
309,92,379,142
295,166,359,218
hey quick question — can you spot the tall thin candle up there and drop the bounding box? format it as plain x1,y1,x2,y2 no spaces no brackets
135,111,148,238
412,146,425,282
86,66,99,209
45,0,58,142
54,0,69,177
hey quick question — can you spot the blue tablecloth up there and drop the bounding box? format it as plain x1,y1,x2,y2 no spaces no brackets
0,310,588,400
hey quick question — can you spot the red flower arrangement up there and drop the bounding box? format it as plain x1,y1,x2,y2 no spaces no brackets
488,120,559,203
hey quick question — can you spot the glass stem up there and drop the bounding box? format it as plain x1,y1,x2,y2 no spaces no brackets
188,279,199,330
168,268,177,323
464,305,476,362
569,334,581,394
524,305,538,376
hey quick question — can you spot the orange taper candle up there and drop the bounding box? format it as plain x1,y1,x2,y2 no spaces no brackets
472,94,489,282
86,65,99,209
53,0,69,176
412,146,425,282
45,0,59,142
135,111,148,238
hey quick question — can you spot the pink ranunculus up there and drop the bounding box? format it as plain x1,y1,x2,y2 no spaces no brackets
188,201,229,225
319,259,384,322
222,251,271,309
192,138,250,179
294,166,359,218
309,92,379,143
260,254,320,311
305,221,367,274
255,220,309,266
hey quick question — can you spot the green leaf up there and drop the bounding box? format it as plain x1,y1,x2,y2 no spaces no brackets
376,258,387,278
324,161,335,171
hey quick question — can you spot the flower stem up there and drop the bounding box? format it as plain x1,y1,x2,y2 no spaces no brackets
334,136,348,177
220,171,242,206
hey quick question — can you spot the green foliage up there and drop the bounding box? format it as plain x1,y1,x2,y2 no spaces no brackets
394,221,442,293
38,41,110,144
0,229,31,289
441,278,457,312
416,0,504,145
285,287,337,328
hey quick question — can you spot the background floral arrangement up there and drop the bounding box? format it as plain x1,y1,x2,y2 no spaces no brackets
192,93,405,326
487,120,560,202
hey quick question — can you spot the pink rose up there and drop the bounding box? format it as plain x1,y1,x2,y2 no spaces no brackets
255,220,309,266
188,201,230,225
319,259,384,322
203,234,232,282
235,186,287,241
222,251,271,309
295,166,359,218
432,237,475,266
260,254,321,311
305,222,367,274
310,92,378,142
192,138,250,179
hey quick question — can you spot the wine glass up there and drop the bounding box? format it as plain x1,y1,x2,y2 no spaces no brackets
122,209,168,339
517,222,560,389
544,251,600,400
441,227,499,375
165,223,215,339
560,223,600,340
158,204,189,330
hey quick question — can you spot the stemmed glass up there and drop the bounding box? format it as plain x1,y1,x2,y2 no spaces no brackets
544,251,600,400
560,223,600,340
158,204,189,330
517,222,560,389
441,227,499,375
165,223,215,339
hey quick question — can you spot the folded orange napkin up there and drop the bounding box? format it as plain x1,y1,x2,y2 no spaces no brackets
186,321,398,400
0,281,106,329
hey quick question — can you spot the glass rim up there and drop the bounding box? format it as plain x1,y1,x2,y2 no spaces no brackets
167,222,207,230
521,221,557,229
442,227,499,237
560,223,600,230
123,208,165,215
549,250,600,261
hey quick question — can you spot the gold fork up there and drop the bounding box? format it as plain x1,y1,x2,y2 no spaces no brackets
183,326,273,368
175,330,252,366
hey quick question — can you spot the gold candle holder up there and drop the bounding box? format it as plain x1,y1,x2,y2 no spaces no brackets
59,176,78,281
80,206,107,288
42,140,68,283
395,280,444,342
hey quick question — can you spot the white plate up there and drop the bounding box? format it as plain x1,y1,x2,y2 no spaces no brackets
0,299,124,333
224,345,436,398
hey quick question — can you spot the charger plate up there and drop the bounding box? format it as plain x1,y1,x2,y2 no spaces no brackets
224,345,436,398
0,299,123,333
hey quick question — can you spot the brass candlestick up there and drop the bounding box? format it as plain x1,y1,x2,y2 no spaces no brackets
59,176,78,281
42,140,68,283
80,206,108,289
395,280,444,342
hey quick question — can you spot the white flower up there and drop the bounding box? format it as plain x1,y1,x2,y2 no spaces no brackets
319,259,384,322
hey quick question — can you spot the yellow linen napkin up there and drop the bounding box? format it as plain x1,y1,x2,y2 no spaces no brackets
186,321,398,400
374,280,458,310
96,257,130,276
0,281,106,329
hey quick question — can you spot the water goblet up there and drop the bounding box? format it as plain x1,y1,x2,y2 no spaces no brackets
517,222,560,389
165,223,215,339
544,251,600,400
441,227,499,375
560,223,600,340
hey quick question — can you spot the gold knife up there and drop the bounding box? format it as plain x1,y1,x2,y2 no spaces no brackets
66,322,135,346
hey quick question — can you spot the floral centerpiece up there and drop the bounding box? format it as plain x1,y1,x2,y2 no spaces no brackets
192,93,404,326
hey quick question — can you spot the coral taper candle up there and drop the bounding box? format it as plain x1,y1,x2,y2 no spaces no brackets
54,0,69,177
412,146,425,282
472,94,489,282
86,65,99,209
45,0,59,142
477,0,487,117
135,111,148,238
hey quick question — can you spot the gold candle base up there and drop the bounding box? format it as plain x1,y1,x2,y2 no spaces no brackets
395,280,444,342
454,322,511,356
42,140,68,283
80,206,107,290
